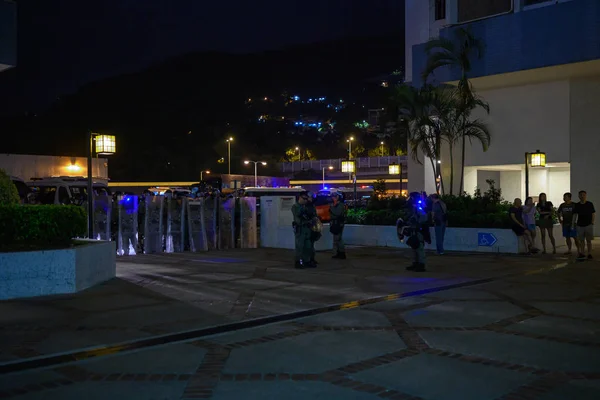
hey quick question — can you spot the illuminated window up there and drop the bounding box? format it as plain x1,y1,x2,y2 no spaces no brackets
435,0,446,20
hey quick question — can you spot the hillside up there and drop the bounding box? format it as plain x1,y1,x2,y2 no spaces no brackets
1,34,404,180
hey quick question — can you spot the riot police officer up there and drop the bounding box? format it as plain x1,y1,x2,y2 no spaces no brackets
405,192,430,272
292,191,315,269
305,192,321,265
330,191,347,259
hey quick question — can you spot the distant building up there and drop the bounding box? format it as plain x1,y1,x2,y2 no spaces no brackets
0,0,16,72
0,154,109,182
406,0,600,232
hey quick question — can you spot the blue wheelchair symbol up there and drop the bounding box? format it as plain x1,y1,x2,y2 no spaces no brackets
478,233,498,247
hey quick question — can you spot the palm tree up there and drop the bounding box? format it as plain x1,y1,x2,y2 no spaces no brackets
392,84,450,194
422,26,486,193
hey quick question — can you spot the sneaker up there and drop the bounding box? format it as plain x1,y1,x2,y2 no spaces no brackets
295,261,305,269
337,252,347,260
577,253,586,261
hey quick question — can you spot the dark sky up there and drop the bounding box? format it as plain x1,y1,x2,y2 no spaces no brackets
0,0,404,114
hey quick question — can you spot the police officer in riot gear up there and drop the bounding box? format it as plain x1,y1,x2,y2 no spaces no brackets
292,191,315,269
305,191,321,265
330,191,347,259
404,192,431,272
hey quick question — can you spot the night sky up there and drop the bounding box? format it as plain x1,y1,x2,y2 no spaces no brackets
0,0,405,114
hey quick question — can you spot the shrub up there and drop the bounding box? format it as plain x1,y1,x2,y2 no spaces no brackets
0,169,19,205
347,208,406,225
0,205,87,250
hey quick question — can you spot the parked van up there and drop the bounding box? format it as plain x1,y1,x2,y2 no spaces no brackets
10,176,32,204
28,177,111,205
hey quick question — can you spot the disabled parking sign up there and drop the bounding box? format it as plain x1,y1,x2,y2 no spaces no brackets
478,233,498,247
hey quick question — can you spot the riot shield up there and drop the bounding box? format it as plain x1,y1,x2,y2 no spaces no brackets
93,194,112,241
144,195,164,254
218,197,236,250
187,199,208,252
117,195,139,256
204,196,218,250
239,197,257,248
166,197,186,253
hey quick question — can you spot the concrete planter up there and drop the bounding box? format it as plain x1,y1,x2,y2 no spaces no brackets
343,224,563,254
0,241,116,301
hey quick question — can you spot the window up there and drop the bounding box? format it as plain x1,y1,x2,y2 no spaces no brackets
435,0,446,20
58,186,70,205
30,186,57,205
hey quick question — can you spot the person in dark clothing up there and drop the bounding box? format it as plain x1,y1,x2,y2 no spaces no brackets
536,192,556,254
574,190,595,260
405,192,430,272
557,192,579,255
431,194,448,255
510,198,537,254
305,192,321,265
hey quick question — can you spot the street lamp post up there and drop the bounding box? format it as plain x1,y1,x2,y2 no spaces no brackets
226,137,234,175
525,150,546,199
295,146,300,161
322,166,333,190
87,133,116,239
200,170,210,181
341,159,357,208
380,141,384,157
389,162,402,196
244,160,267,187
346,137,354,181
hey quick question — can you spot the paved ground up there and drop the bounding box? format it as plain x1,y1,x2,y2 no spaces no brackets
0,246,599,399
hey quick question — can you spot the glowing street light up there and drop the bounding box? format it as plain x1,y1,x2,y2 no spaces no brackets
322,165,333,190
525,150,546,198
88,133,116,239
295,146,300,161
389,162,402,196
244,160,267,187
380,141,384,157
200,170,210,181
226,137,234,175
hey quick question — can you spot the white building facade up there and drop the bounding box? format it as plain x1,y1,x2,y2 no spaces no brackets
405,0,600,234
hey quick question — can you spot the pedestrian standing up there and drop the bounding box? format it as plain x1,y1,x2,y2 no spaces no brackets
291,192,314,269
431,194,448,255
574,190,595,261
557,193,579,256
536,193,556,254
522,197,538,249
330,192,347,259
305,192,321,265
510,198,537,254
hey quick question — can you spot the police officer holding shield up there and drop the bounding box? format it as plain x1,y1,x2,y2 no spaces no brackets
292,191,315,269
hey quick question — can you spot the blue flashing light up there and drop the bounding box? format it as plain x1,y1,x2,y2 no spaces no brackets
324,186,329,190
293,96,300,101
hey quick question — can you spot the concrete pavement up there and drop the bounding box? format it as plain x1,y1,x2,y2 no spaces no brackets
0,247,599,399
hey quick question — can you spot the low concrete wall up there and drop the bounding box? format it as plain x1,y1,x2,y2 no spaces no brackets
0,241,116,300
343,224,564,254
263,225,333,251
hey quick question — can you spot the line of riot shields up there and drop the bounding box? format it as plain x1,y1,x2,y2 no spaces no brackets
90,194,257,255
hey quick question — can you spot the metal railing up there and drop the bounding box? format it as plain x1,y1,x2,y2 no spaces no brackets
279,156,408,174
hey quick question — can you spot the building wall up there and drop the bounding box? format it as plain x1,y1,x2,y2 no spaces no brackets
405,0,435,83
500,171,521,202
548,168,570,205
465,80,571,167
0,154,108,181
412,0,600,87
477,170,500,193
570,77,600,235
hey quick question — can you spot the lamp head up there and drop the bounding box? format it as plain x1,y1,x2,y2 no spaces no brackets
244,161,250,165
261,162,267,166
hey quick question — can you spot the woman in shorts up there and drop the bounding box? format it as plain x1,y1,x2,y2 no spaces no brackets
510,198,538,254
536,193,556,254
522,197,538,249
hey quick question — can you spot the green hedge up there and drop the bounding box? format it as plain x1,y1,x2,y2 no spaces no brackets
0,205,87,250
0,169,19,205
347,193,514,228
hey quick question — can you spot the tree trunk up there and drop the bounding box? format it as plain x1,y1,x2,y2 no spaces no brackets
435,131,444,195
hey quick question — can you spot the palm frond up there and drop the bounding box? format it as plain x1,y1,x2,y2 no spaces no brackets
462,119,491,151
